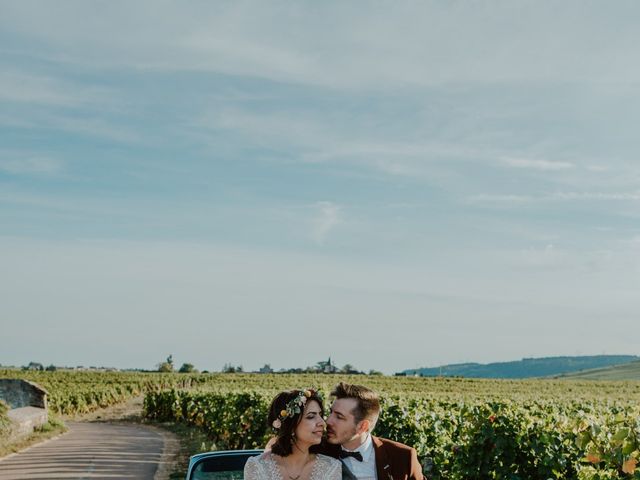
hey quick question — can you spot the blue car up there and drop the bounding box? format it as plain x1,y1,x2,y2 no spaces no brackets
186,449,263,479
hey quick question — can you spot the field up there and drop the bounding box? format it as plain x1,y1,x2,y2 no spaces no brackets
559,360,640,381
2,370,640,479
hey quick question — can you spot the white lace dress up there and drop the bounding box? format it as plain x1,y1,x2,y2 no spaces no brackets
244,452,341,480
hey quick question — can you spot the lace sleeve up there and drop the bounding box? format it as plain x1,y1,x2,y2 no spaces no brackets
243,456,262,480
315,454,342,480
327,459,342,480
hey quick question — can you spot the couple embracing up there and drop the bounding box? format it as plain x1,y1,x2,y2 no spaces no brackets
244,382,424,480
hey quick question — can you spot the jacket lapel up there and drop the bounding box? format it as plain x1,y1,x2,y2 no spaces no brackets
372,436,392,480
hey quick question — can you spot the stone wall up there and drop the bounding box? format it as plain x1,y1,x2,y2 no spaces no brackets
0,379,49,443
0,379,48,410
6,407,49,439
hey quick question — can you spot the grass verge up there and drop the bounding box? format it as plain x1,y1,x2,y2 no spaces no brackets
149,421,217,480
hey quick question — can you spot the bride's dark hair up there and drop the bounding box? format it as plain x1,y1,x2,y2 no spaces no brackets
269,389,325,456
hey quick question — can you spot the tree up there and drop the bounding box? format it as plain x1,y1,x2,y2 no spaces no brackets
178,363,197,373
341,363,360,374
157,354,175,373
24,362,44,371
259,364,273,373
45,364,57,372
222,363,243,373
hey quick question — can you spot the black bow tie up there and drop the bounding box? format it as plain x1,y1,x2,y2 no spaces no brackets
339,450,363,462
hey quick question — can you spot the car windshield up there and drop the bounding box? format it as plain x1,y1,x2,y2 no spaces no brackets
189,452,260,480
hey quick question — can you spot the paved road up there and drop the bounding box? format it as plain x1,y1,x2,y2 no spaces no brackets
0,422,168,479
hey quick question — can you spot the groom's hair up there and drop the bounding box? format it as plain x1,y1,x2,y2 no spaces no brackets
268,389,325,457
331,382,380,429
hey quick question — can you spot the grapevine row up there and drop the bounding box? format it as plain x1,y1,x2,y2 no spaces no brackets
144,389,640,480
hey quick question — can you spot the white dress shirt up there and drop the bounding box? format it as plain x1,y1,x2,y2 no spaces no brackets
341,434,377,480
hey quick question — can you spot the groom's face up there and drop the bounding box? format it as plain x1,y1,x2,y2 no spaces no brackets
325,398,360,445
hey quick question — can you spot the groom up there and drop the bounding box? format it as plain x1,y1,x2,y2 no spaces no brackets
322,382,424,480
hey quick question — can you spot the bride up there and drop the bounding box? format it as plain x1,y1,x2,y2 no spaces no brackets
244,389,341,480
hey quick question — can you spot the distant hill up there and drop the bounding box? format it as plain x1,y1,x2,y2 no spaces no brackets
555,359,640,380
401,355,639,379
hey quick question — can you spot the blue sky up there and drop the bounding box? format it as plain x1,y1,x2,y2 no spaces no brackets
2,1,639,373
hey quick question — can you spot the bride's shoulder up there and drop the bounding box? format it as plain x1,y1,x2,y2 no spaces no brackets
244,452,275,477
248,452,273,464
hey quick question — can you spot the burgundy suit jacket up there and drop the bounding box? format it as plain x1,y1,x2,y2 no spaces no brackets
320,436,424,480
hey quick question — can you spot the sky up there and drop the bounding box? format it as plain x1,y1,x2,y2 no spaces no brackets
1,1,639,374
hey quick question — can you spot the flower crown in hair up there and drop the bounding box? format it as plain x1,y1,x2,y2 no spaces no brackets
272,389,323,430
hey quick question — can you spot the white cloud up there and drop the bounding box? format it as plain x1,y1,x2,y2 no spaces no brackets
469,191,640,205
552,191,640,201
0,188,114,214
197,106,493,178
0,70,112,107
4,3,640,89
0,156,62,175
515,244,567,270
48,114,142,143
501,157,574,170
1,110,142,143
198,108,332,150
467,194,534,205
586,165,609,172
310,201,341,245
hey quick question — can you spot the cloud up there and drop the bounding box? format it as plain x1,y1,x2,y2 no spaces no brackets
0,70,112,107
303,141,481,166
505,244,622,276
4,3,640,90
0,188,115,214
1,110,142,144
552,191,640,201
196,106,494,179
467,194,534,205
516,244,566,270
628,236,640,249
0,70,137,143
501,157,574,170
198,108,331,150
586,165,609,172
468,191,640,205
310,201,341,245
47,114,142,143
0,155,63,175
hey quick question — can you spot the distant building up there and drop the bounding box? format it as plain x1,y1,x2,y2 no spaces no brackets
318,357,338,374
24,362,44,371
258,364,273,374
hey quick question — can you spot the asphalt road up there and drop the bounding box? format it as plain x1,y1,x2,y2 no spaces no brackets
0,422,168,479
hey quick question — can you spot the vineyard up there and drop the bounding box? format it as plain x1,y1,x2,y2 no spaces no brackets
143,376,640,480
2,370,640,479
0,369,210,415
